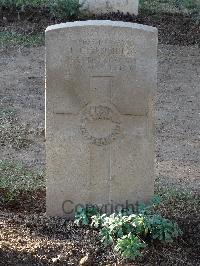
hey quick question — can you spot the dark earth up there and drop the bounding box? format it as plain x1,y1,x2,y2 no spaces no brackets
0,9,200,45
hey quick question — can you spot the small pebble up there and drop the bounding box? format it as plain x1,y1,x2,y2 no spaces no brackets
79,253,92,266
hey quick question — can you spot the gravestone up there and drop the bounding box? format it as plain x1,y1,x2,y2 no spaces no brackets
79,0,139,15
46,20,157,217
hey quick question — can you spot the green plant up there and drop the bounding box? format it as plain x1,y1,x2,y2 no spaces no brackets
91,213,107,229
100,226,114,246
115,233,146,260
48,0,82,19
148,214,182,243
74,205,100,226
0,0,48,11
100,214,137,242
74,207,89,226
75,197,182,261
0,0,83,20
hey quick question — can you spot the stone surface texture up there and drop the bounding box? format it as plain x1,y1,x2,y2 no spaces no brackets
79,0,139,15
45,20,157,217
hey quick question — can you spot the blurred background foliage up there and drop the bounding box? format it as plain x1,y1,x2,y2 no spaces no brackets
0,0,199,21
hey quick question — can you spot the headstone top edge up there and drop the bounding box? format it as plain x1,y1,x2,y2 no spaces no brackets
45,20,157,33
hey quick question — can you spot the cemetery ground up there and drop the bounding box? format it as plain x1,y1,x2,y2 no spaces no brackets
0,11,200,266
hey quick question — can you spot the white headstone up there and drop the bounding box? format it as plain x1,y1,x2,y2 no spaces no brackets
45,20,157,217
80,0,139,15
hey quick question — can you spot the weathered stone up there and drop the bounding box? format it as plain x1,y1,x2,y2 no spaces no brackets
79,0,139,15
45,20,157,217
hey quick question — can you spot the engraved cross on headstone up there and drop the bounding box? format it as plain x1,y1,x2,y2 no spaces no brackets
46,21,157,217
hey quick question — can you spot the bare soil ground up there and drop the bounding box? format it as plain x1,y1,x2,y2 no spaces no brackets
0,13,200,265
156,44,200,194
0,46,45,169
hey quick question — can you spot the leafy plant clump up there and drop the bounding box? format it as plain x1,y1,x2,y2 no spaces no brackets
74,198,182,261
115,233,147,260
